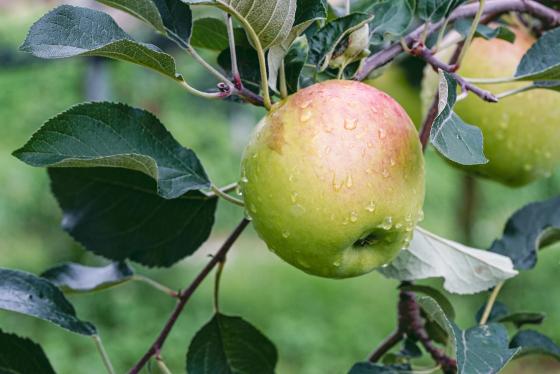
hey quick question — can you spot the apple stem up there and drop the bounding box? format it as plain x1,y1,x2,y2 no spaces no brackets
128,219,251,374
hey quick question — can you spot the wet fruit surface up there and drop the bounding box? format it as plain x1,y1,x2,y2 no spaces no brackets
241,80,425,278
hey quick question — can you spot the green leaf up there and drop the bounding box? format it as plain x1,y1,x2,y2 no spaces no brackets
20,5,181,80
360,0,416,45
14,102,210,200
186,313,277,374
190,17,249,51
348,362,411,373
475,301,510,324
48,168,217,268
308,13,374,71
454,18,516,43
380,227,517,295
399,284,455,319
284,36,310,94
430,70,488,165
218,47,261,93
417,0,466,23
510,330,560,360
0,330,56,374
0,268,96,336
515,27,560,80
489,196,560,270
186,0,297,50
98,0,193,45
96,0,166,34
41,262,134,293
498,313,546,329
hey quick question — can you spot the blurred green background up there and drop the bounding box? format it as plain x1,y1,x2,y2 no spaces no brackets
1,3,560,373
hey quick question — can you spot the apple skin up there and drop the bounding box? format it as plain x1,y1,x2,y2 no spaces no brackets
422,28,560,186
240,80,425,278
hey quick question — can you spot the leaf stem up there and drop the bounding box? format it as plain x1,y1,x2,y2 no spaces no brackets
465,76,519,84
129,218,251,374
224,13,242,89
93,335,116,374
177,79,228,100
131,275,179,298
495,84,534,99
213,258,226,312
211,185,245,207
457,0,486,66
155,355,172,374
479,281,505,325
279,60,288,98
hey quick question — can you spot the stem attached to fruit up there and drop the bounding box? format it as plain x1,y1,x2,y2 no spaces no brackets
479,281,505,325
354,0,560,80
93,335,116,374
129,219,251,374
279,60,289,98
131,275,179,298
457,0,486,67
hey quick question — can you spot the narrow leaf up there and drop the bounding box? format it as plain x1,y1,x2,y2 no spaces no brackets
380,227,518,295
14,102,210,200
515,27,560,80
20,5,181,80
0,268,96,336
41,262,134,293
430,70,488,165
0,330,56,374
489,196,560,270
186,313,277,374
49,168,217,268
510,330,560,360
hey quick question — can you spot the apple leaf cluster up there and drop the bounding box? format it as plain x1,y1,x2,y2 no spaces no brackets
2,0,560,373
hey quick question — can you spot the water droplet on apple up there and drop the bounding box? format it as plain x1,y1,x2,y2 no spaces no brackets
333,261,341,267
291,204,305,216
417,210,425,222
350,211,358,222
282,230,290,238
365,201,376,213
235,185,243,196
378,128,386,139
299,100,311,109
395,223,403,229
250,203,257,213
382,168,390,178
378,216,393,230
367,142,373,148
390,158,396,167
344,118,358,130
381,263,389,268
366,168,373,175
300,110,312,122
291,192,299,203
523,163,533,171
324,146,331,154
346,174,353,188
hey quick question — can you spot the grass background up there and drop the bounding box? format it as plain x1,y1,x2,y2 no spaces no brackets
1,4,560,373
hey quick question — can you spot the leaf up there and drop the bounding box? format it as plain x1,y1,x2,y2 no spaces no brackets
307,13,374,71
284,36,310,94
0,268,96,336
475,301,510,324
0,330,56,374
430,70,488,166
489,196,560,270
515,27,560,81
20,6,181,80
186,0,297,50
510,330,560,360
14,102,210,200
98,0,193,45
348,362,411,373
454,18,516,43
400,284,455,319
360,0,416,45
41,262,134,293
190,17,249,51
218,46,262,93
417,296,520,374
186,313,277,374
379,227,518,295
498,313,546,329
48,168,217,268
417,0,466,23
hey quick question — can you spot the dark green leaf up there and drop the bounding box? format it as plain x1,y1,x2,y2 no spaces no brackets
417,0,466,23
49,168,217,268
0,268,96,336
454,18,516,43
284,36,309,94
41,262,134,293
498,313,545,329
510,330,560,360
360,0,416,45
190,18,249,51
0,330,56,374
400,284,455,319
218,47,261,93
14,102,210,199
96,0,166,34
475,301,509,324
489,196,560,270
400,338,422,358
186,313,277,374
516,27,560,80
307,13,374,71
430,71,488,165
20,6,181,80
348,363,411,373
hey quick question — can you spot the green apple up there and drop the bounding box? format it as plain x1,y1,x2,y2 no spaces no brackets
422,27,560,186
240,80,425,278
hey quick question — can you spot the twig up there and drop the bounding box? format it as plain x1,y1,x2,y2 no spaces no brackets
354,0,560,80
368,329,403,362
479,281,505,325
131,275,179,298
129,218,251,374
93,335,116,374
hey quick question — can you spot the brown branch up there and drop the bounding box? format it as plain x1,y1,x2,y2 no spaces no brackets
354,0,560,80
368,329,403,362
129,218,251,374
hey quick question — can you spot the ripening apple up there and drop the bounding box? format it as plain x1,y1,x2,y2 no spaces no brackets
422,27,560,186
240,80,425,278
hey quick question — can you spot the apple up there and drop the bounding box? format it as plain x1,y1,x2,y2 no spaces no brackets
422,27,560,186
240,80,425,278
